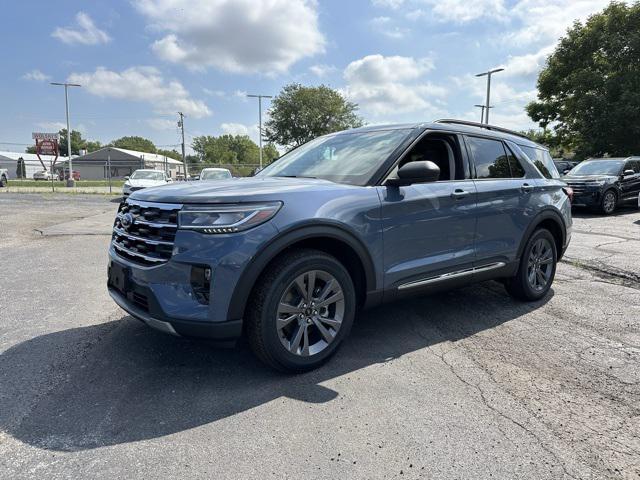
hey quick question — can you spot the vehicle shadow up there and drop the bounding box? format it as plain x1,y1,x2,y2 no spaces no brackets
1,282,552,452
571,205,638,218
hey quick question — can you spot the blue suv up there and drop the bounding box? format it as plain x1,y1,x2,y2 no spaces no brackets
108,120,572,371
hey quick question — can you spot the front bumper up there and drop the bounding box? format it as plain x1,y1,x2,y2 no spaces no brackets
109,286,242,340
571,190,602,207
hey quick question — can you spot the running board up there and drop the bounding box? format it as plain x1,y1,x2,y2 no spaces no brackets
397,262,506,291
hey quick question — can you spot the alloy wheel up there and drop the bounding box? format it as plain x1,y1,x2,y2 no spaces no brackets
276,270,345,356
526,238,554,292
603,192,616,213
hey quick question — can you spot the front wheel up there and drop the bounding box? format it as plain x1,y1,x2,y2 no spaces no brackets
600,190,617,215
0,175,6,187
505,229,557,301
246,248,356,372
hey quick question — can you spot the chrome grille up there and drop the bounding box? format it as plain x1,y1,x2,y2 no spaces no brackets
564,179,599,195
112,199,181,266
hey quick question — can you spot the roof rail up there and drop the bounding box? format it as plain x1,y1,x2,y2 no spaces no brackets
434,119,532,141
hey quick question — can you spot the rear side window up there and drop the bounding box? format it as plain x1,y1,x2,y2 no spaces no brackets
520,145,560,179
466,136,517,179
505,144,526,177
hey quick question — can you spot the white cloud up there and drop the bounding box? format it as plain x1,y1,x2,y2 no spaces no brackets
502,45,555,78
309,64,337,77
22,70,51,82
343,54,446,117
133,0,325,74
68,66,211,118
148,118,177,131
372,0,406,8
203,88,225,97
52,12,111,46
370,16,410,38
36,121,66,131
221,123,251,136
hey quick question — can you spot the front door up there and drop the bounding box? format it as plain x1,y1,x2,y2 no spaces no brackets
620,159,640,202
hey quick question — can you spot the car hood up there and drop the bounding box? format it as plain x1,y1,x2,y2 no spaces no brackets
127,179,167,188
130,176,359,204
564,175,617,182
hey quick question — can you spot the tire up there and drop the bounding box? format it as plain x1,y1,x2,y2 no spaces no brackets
0,175,6,187
246,248,356,372
505,229,557,301
600,189,617,215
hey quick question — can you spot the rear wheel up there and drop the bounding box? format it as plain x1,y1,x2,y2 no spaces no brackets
246,248,356,372
505,229,557,301
600,189,617,215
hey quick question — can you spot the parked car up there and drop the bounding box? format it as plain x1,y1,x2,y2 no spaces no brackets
33,170,58,181
57,169,81,181
553,159,579,175
199,167,232,181
0,168,8,187
122,169,172,197
563,157,640,214
108,119,572,372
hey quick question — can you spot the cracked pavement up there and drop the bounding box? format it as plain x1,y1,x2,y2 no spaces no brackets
0,194,638,479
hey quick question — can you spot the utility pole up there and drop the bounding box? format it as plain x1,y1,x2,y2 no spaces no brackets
475,68,504,124
50,82,81,186
247,94,273,170
178,112,187,180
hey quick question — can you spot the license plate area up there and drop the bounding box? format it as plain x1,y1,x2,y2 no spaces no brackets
108,262,130,294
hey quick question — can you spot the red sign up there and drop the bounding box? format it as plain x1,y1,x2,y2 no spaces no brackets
35,138,59,170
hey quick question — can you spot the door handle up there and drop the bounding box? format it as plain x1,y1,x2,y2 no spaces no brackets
521,183,533,194
451,189,469,200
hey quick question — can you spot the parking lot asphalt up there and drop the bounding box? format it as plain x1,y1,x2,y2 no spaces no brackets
0,193,638,480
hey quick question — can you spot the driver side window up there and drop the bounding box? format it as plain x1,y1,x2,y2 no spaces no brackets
392,133,467,182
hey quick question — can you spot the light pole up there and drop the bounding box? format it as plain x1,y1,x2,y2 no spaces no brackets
474,104,493,124
247,94,273,169
51,82,81,186
475,68,504,124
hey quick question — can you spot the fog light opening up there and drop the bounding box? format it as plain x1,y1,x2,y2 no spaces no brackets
190,266,211,305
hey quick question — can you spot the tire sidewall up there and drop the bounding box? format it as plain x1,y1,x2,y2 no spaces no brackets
259,254,356,370
520,229,557,300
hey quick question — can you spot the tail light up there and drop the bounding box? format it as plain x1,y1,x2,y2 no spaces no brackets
562,186,574,203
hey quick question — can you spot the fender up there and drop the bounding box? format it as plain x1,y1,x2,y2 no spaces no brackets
516,207,567,261
226,221,378,322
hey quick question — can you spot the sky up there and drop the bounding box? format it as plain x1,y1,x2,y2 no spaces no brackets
0,0,619,154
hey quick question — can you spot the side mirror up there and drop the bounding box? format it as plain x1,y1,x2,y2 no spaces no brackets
387,161,440,187
623,169,635,177
124,176,130,180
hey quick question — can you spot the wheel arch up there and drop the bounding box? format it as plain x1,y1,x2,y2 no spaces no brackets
517,209,567,262
227,223,377,322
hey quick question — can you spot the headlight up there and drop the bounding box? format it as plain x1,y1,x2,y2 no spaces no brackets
178,202,282,233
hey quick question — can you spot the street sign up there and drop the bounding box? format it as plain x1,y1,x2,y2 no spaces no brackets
38,139,57,156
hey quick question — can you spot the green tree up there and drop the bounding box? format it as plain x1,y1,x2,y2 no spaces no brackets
85,140,102,153
58,129,85,156
110,136,157,153
264,83,364,149
157,148,182,161
16,158,26,178
262,143,279,165
191,134,263,164
526,2,640,159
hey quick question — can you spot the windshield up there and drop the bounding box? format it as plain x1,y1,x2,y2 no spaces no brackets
258,129,412,185
201,169,232,180
131,171,164,180
568,161,623,176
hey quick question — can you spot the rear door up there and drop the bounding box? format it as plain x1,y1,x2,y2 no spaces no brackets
464,135,538,269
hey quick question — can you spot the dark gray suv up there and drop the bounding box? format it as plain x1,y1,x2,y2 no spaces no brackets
108,120,572,372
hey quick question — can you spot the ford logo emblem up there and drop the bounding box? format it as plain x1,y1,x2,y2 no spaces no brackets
121,213,134,230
